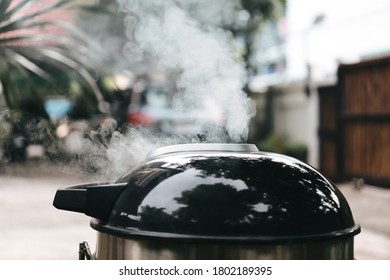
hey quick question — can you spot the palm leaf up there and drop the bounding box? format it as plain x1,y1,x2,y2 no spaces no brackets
38,47,107,105
0,0,109,114
0,0,12,19
4,48,51,80
0,0,70,33
1,0,38,21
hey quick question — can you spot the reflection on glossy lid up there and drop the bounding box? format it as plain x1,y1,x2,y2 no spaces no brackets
91,144,360,244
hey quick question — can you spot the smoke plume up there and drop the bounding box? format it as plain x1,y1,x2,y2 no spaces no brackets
73,0,256,180
118,0,255,141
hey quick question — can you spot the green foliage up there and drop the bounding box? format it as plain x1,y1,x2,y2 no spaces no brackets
0,0,107,115
259,134,308,162
237,0,286,74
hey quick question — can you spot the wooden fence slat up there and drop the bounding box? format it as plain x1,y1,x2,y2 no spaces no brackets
320,56,390,187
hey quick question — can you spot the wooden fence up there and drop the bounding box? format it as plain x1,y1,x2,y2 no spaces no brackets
319,56,390,187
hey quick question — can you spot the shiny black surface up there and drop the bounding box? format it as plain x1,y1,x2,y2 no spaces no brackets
91,147,360,243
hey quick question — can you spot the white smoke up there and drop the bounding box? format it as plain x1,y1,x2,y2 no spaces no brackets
72,0,256,180
118,0,255,142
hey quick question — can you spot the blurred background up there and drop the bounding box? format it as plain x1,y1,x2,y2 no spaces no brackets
0,0,389,259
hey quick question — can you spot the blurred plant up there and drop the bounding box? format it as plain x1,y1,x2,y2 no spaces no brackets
176,0,286,76
259,133,308,162
236,0,286,75
0,0,109,116
0,110,12,163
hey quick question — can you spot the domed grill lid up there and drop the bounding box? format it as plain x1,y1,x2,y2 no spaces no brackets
54,143,360,244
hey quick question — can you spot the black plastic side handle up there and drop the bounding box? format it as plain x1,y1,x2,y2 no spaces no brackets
53,182,127,221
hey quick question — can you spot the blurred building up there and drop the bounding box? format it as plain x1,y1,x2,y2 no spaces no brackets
249,0,390,185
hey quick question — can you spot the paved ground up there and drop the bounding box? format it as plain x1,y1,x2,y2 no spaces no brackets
0,162,96,260
337,183,390,259
0,161,389,259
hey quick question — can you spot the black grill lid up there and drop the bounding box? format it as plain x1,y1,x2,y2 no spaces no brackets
54,143,360,244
